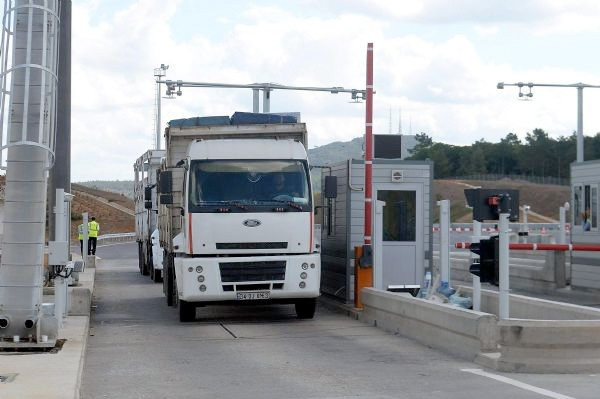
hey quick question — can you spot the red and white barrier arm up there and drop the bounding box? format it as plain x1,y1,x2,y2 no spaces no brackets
455,242,600,251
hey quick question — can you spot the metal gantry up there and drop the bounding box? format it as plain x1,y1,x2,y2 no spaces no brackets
158,79,366,113
497,81,600,163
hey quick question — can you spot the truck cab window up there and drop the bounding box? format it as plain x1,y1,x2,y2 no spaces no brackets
188,159,311,211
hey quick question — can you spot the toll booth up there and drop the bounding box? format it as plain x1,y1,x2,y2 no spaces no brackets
319,159,433,303
570,160,600,289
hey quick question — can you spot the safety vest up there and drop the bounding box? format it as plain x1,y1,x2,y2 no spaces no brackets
88,221,100,238
78,224,84,240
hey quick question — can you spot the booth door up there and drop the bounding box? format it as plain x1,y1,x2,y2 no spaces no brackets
376,184,423,286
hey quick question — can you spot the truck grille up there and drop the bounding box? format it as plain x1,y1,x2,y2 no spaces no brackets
219,261,286,282
216,242,287,250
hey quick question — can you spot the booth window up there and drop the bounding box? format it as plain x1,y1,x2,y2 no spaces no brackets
574,184,598,231
377,190,416,241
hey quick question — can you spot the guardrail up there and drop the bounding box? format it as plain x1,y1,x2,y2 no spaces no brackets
97,232,136,244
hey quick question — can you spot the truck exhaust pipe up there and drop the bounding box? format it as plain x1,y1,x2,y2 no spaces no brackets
0,317,9,329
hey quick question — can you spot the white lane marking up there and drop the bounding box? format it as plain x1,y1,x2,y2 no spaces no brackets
461,369,576,399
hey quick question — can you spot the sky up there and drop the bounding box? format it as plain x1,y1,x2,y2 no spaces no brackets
67,0,600,181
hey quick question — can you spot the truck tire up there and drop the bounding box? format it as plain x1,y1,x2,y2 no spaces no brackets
152,268,162,283
137,242,144,275
141,243,150,276
162,250,168,296
179,300,196,322
295,298,316,319
165,265,175,306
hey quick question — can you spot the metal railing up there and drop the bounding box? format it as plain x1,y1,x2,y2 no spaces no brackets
97,232,136,243
444,174,570,186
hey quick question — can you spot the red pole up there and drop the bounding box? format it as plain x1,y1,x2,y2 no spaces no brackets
364,43,374,246
455,242,600,252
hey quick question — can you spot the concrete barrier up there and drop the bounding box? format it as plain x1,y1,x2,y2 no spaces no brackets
458,286,600,320
360,288,498,360
69,268,95,316
483,319,600,373
359,286,600,373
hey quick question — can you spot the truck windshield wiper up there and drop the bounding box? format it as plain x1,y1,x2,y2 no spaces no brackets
270,199,304,211
198,200,248,210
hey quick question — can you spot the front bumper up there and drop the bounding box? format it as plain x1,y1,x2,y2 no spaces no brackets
174,254,320,302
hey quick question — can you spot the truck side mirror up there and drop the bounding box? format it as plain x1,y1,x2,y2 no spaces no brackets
144,186,152,201
324,176,337,199
158,171,173,193
160,194,174,205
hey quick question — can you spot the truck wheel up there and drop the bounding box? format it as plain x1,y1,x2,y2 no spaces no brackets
165,262,175,307
137,242,144,275
153,268,162,283
141,244,150,276
295,298,316,319
179,300,196,322
162,251,169,296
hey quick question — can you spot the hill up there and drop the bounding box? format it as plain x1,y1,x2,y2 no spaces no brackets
434,179,570,223
76,180,134,199
69,183,134,240
308,137,363,166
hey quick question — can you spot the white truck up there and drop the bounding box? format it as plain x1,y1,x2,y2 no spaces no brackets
156,113,324,322
134,149,165,282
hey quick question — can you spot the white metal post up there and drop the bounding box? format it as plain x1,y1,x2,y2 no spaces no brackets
263,88,271,113
437,200,450,283
499,213,510,319
373,199,385,289
253,89,260,113
472,220,482,311
55,189,65,244
53,189,66,327
559,205,567,244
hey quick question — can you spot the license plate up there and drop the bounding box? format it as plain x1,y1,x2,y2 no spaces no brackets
236,291,270,300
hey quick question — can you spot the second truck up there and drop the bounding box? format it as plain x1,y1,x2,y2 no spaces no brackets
153,112,324,322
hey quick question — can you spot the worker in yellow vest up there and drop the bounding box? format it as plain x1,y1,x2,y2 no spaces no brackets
78,223,84,255
88,216,100,256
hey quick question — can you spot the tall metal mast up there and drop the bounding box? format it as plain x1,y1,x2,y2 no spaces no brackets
0,0,61,346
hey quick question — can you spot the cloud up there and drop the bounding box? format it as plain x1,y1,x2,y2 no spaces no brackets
68,1,600,181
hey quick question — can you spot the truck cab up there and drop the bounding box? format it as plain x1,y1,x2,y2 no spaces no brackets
163,137,322,321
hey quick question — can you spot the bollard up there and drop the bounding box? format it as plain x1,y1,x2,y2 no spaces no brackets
354,246,373,309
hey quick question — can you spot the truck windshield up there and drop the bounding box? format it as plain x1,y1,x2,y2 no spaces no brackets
188,160,311,210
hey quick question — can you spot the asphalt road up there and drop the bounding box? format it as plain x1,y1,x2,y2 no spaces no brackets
81,242,597,399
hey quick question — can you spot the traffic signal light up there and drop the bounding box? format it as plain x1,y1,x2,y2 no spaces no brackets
469,236,499,286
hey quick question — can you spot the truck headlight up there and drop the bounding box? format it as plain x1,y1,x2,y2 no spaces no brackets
300,272,307,279
197,275,205,283
196,266,203,273
301,263,308,270
199,285,207,292
299,282,306,289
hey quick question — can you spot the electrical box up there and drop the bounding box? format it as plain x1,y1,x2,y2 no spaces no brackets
464,188,519,222
48,241,69,265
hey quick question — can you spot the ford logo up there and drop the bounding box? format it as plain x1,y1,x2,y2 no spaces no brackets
243,219,261,227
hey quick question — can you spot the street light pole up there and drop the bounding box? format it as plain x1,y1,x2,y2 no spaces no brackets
154,64,169,150
577,86,584,162
497,81,600,163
